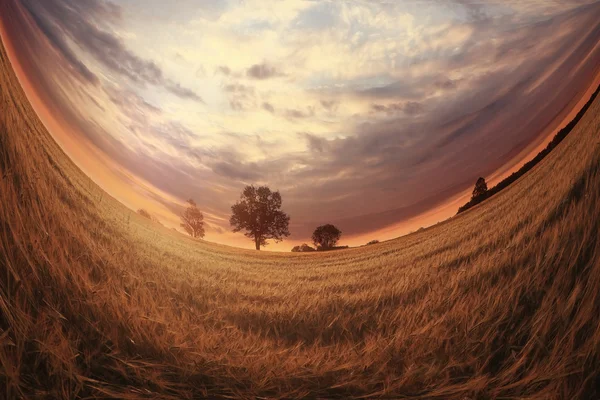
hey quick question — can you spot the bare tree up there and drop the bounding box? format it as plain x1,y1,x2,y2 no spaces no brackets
180,199,205,239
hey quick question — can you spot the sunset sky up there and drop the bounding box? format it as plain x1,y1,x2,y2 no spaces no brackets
1,0,600,250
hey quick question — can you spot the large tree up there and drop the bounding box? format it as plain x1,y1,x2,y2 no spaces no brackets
230,185,290,250
180,199,205,238
312,224,342,251
472,177,488,200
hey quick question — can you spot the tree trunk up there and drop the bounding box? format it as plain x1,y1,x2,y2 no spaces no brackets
255,237,260,250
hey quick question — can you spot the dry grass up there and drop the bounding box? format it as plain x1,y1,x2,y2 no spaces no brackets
1,39,600,399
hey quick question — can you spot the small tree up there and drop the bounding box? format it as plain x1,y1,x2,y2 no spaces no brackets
230,185,290,250
366,240,379,246
292,243,316,252
312,224,342,251
180,199,205,238
472,177,488,200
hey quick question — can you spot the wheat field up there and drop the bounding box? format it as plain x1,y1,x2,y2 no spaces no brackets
1,36,600,399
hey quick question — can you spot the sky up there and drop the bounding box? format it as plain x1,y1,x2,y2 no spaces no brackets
1,0,600,250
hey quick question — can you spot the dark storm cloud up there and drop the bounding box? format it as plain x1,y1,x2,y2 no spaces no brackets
16,0,203,102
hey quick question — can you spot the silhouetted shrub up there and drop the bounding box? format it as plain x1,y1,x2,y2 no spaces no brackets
291,243,316,252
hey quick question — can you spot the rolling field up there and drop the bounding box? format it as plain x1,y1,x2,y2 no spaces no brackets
1,36,600,399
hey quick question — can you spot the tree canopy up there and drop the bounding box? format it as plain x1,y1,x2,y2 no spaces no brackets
180,199,205,238
230,185,290,250
472,177,488,200
312,224,342,251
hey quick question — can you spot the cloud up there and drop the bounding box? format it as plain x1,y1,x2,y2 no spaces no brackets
223,83,256,111
211,159,263,181
106,87,162,117
302,133,330,153
434,78,459,90
359,79,429,101
224,83,254,95
292,2,339,31
216,65,232,76
320,99,339,112
16,0,102,86
195,65,207,77
370,102,424,116
229,100,244,111
18,0,203,102
404,102,425,115
284,108,315,120
166,82,204,102
262,102,275,113
370,103,403,115
246,62,283,80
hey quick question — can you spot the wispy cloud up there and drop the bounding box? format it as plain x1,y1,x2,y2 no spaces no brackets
18,0,202,102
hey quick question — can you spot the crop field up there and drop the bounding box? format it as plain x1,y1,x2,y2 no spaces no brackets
1,37,600,399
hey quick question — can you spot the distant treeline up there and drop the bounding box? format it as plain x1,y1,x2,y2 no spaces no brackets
458,82,600,214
